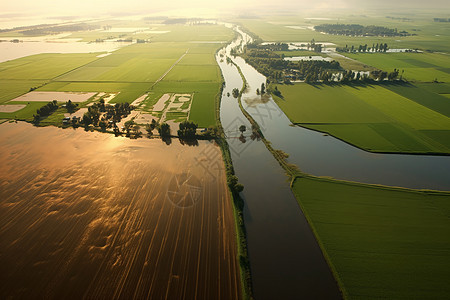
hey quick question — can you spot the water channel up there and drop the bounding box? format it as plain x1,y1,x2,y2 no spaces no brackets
231,28,450,192
218,26,450,298
218,30,342,299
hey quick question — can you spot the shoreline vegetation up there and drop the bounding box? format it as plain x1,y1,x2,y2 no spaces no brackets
215,66,253,300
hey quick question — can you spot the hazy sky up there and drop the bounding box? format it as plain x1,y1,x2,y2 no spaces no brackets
1,0,449,19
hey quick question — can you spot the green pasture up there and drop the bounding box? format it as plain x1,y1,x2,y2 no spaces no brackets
179,53,217,65
0,53,98,80
273,83,450,153
0,102,48,120
385,83,450,117
0,23,230,128
345,52,450,82
292,176,450,299
163,65,221,82
0,80,46,103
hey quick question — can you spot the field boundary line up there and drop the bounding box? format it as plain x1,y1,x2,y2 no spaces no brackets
151,48,190,88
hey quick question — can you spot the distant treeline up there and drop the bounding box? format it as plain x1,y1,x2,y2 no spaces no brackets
433,18,450,22
314,24,411,37
247,40,323,53
20,23,99,36
0,23,54,33
162,18,212,25
336,43,389,53
386,16,412,22
247,42,289,51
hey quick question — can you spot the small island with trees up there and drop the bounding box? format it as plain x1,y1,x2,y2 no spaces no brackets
314,24,412,37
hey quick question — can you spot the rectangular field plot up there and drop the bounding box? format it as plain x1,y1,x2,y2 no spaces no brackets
0,53,99,80
274,84,450,153
275,84,391,124
149,82,221,127
11,91,96,103
38,82,151,104
179,53,217,65
292,176,450,299
345,52,450,82
164,65,221,82
0,80,46,103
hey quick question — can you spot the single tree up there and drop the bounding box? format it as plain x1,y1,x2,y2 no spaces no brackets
239,125,246,134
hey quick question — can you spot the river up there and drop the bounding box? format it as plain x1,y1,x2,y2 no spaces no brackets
231,28,450,192
218,29,342,299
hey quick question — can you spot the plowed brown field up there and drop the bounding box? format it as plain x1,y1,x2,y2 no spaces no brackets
0,122,240,299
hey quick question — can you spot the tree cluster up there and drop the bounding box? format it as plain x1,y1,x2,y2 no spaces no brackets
177,120,198,139
33,100,58,123
297,60,341,83
246,42,288,51
65,100,77,113
433,18,450,22
158,122,171,137
232,88,240,98
21,23,99,36
314,24,411,37
145,119,158,136
227,173,244,194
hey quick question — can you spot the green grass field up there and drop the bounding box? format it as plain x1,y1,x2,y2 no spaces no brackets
273,83,450,154
0,80,47,104
292,176,450,299
345,52,450,83
0,102,49,120
0,53,99,80
0,23,232,127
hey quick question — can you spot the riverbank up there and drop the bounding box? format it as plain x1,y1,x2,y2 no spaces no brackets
214,65,253,299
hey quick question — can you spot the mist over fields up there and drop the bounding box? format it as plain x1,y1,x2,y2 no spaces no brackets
1,0,449,23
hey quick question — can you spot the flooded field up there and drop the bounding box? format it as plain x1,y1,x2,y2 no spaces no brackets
11,91,96,102
0,122,241,299
0,40,131,63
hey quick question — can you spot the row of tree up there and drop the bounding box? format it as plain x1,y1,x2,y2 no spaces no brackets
336,43,389,53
